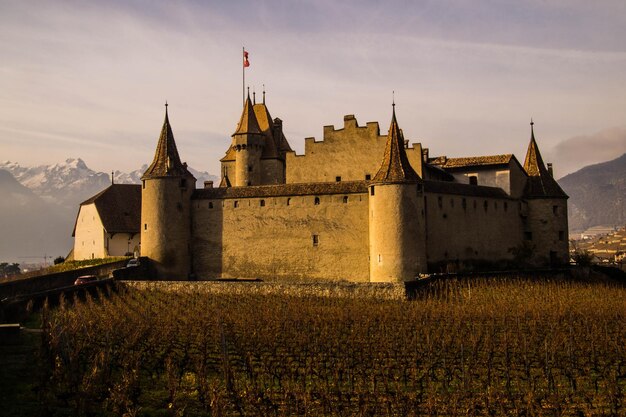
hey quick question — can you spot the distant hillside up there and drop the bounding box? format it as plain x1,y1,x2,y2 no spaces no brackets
0,170,72,262
558,153,626,232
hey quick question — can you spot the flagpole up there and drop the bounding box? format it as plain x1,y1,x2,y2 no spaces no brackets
242,46,245,106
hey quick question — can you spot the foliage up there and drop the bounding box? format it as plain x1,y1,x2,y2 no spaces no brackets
14,257,129,280
0,262,21,277
53,256,65,265
508,241,535,268
573,250,595,267
40,278,626,416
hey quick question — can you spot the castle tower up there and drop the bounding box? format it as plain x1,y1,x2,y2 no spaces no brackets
368,105,427,282
232,92,265,186
522,120,569,267
141,104,196,279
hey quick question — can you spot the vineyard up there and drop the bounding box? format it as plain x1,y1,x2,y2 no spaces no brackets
40,278,626,416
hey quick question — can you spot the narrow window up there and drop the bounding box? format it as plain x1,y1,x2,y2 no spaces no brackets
365,174,371,181
260,199,265,207
343,196,348,203
312,235,319,246
378,254,382,264
524,231,532,241
438,196,443,209
287,198,291,206
209,202,213,209
553,205,559,216
336,176,341,182
234,201,239,208
314,197,320,205
144,224,147,230
248,165,253,172
504,202,508,212
462,198,467,210
559,231,565,241
469,176,478,185
484,200,488,211
370,186,375,196
142,180,145,189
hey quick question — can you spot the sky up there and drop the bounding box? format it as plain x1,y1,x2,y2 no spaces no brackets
1,0,626,178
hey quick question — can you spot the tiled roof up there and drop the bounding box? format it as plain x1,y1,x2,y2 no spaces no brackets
523,124,568,198
424,180,510,198
194,181,368,199
73,184,141,236
142,107,193,179
233,95,262,136
430,154,513,169
372,107,421,184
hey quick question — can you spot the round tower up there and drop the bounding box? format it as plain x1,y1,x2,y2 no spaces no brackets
233,93,265,186
368,105,427,282
522,120,569,267
141,104,196,279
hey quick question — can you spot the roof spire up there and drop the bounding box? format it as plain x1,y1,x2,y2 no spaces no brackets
233,90,262,136
530,117,535,140
253,87,256,105
262,84,266,104
372,100,421,183
142,104,190,179
522,119,567,197
111,170,114,185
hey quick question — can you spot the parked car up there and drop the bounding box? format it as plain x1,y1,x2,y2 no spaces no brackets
127,258,140,268
74,275,98,285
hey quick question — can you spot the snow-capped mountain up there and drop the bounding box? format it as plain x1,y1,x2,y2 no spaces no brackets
0,159,218,209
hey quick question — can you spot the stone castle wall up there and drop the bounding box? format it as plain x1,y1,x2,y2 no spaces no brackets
191,183,370,281
423,185,523,269
285,115,424,183
524,198,569,266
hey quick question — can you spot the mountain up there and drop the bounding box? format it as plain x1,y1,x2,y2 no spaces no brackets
0,159,218,263
558,153,626,233
0,170,72,262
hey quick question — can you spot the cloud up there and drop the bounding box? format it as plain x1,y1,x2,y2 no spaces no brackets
547,127,626,178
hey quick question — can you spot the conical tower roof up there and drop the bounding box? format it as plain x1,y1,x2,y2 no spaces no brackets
142,104,191,179
372,105,421,184
523,121,567,198
233,94,263,137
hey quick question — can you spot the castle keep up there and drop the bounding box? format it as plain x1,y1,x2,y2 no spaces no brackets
138,95,568,281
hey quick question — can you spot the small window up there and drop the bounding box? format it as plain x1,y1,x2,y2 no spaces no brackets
248,165,253,172
180,178,187,188
438,196,443,209
247,181,251,186
287,198,291,206
484,200,488,211
260,199,265,207
144,224,147,230
553,205,559,216
559,231,565,241
209,202,213,209
314,197,320,205
234,201,239,208
343,196,348,203
336,176,341,182
469,176,478,185
378,254,382,264
370,186,375,196
462,198,467,210
142,180,145,189
312,235,319,246
365,174,371,181
504,202,508,212
524,231,532,241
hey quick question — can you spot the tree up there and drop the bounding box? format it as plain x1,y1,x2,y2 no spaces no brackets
54,256,65,265
0,262,21,277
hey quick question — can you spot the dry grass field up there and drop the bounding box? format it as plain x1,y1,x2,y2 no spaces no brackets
38,277,626,416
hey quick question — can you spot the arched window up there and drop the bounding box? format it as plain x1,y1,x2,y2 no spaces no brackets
314,197,320,205
343,196,348,204
260,200,265,207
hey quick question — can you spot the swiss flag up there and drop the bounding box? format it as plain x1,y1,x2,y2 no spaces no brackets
243,50,250,67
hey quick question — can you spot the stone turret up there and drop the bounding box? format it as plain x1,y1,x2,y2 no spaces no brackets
232,93,265,186
141,104,196,279
368,105,427,282
522,120,569,267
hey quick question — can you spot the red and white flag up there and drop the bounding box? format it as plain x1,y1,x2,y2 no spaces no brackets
243,50,250,67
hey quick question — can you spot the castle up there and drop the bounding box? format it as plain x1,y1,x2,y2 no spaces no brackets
91,93,570,282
